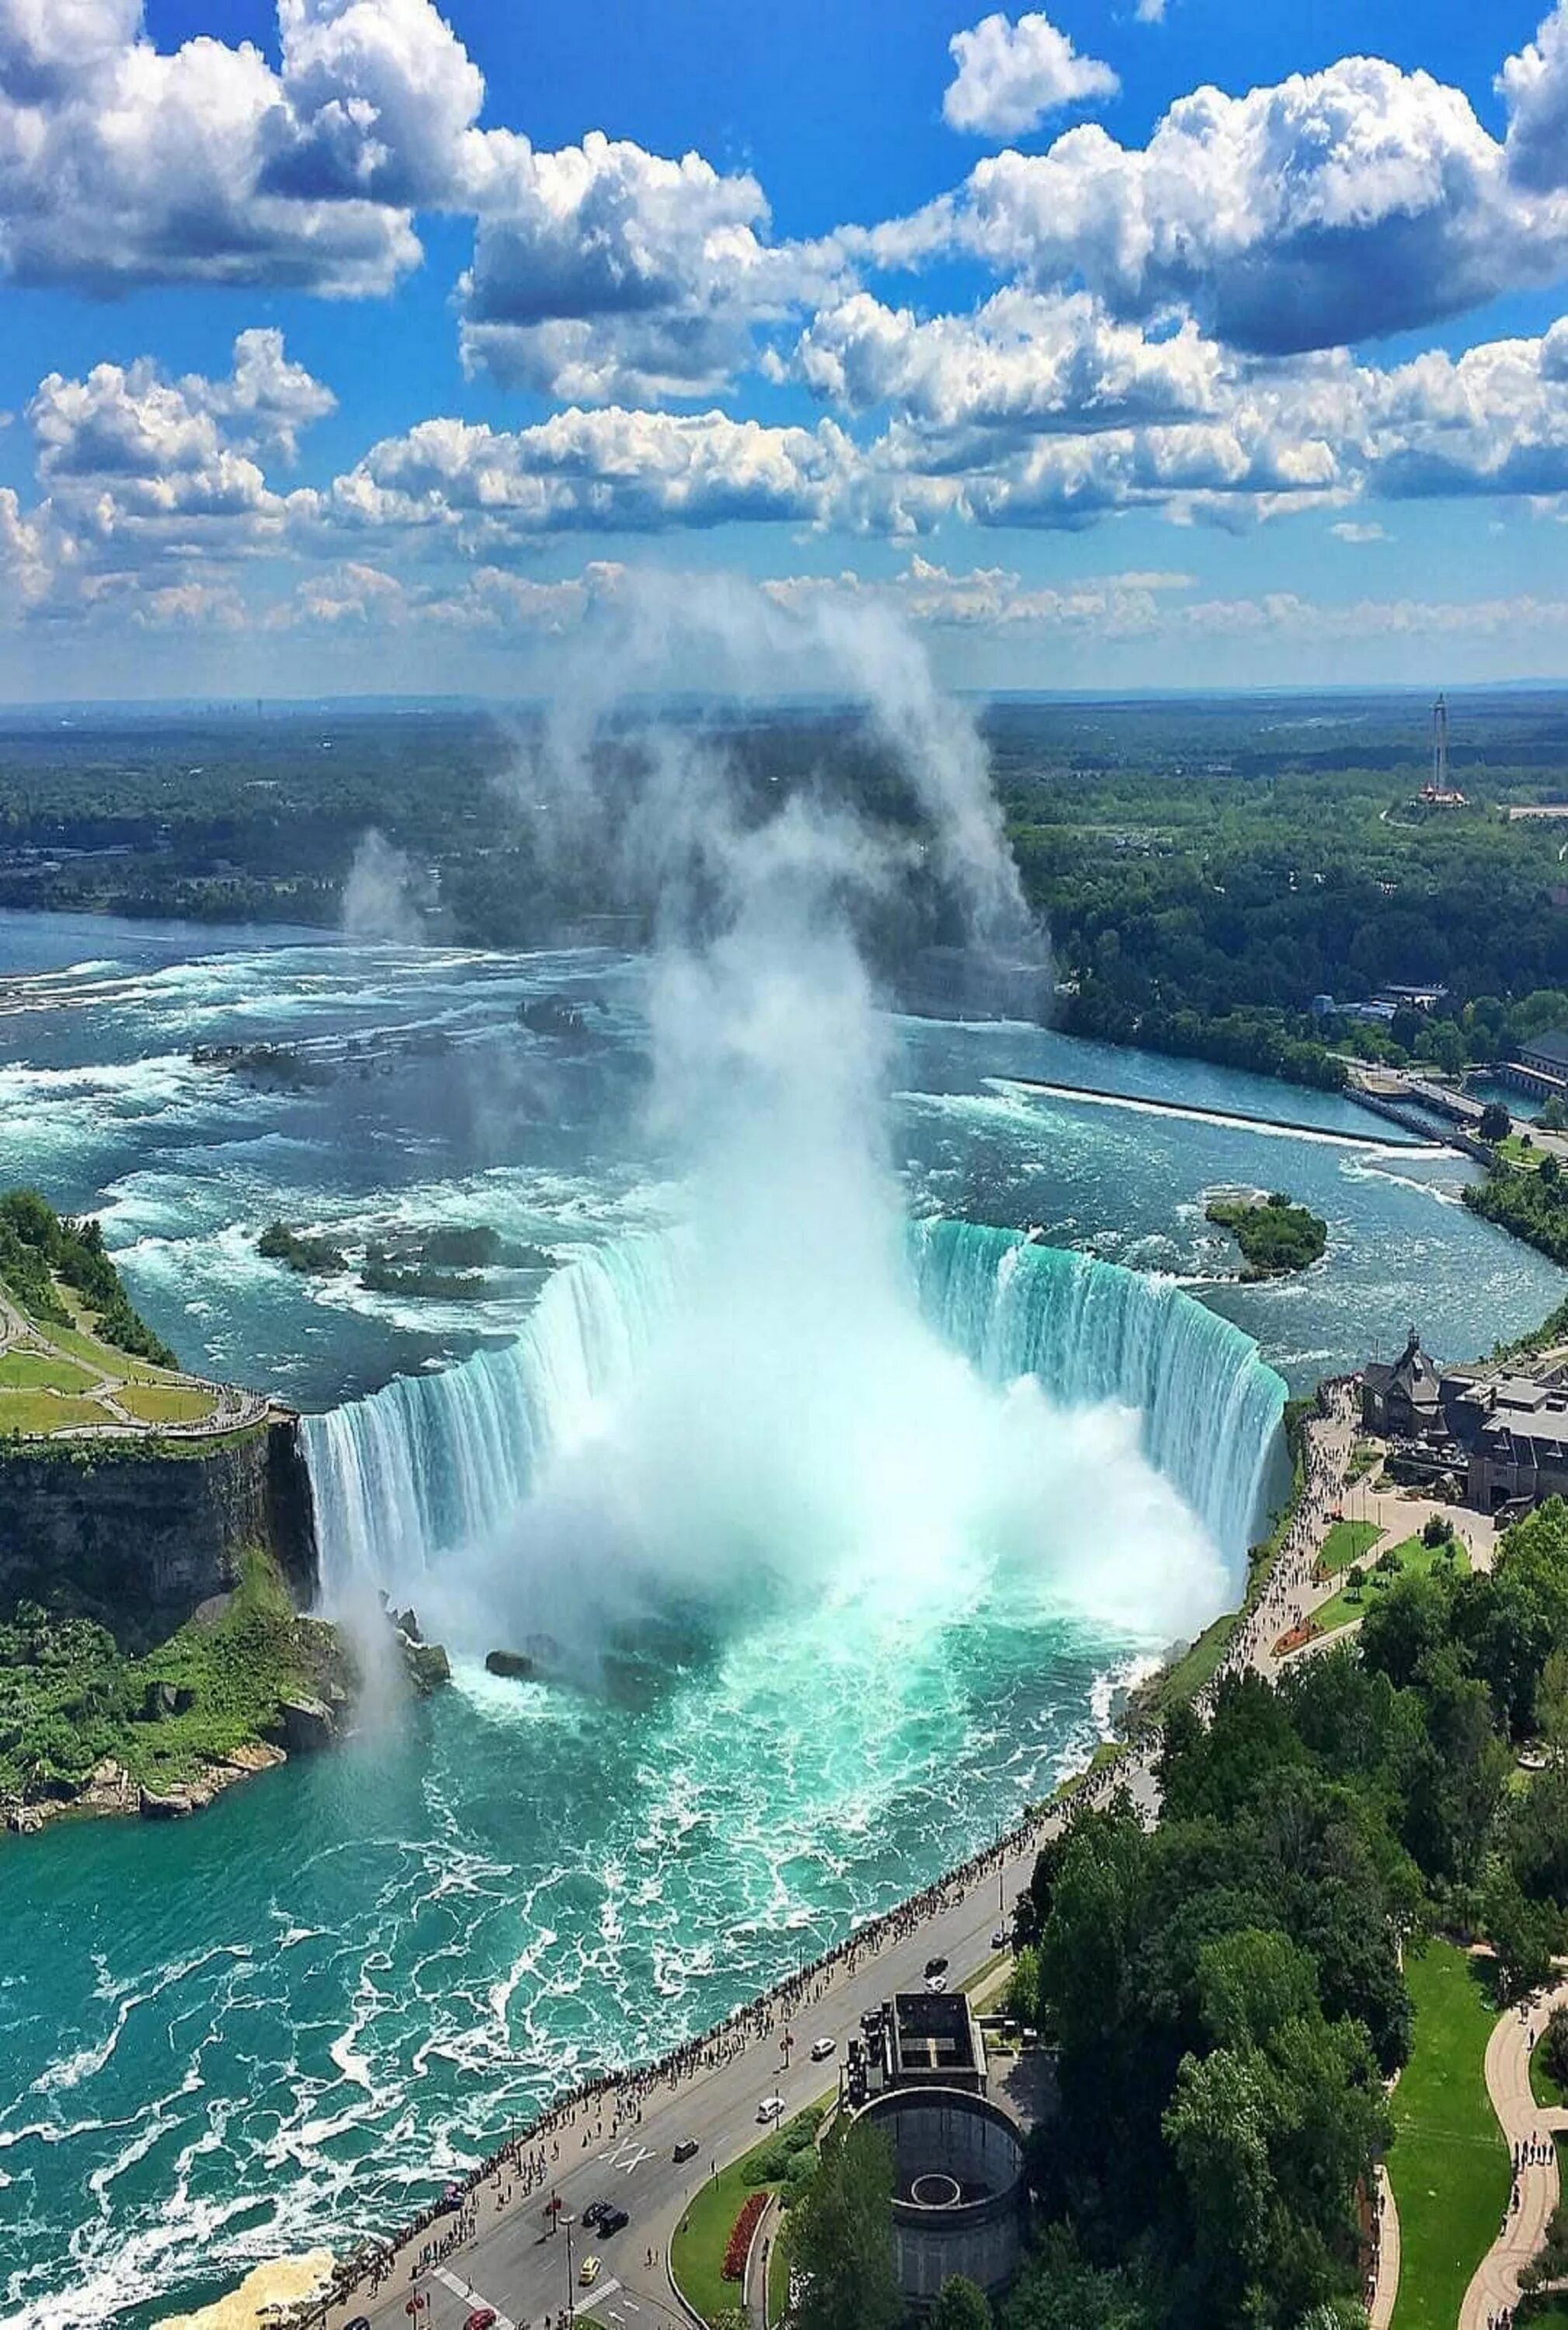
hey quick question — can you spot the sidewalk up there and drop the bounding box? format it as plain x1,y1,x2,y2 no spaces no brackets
1459,1982,1568,2330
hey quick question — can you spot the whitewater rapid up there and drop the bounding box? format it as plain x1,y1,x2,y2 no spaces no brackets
303,1219,1287,1609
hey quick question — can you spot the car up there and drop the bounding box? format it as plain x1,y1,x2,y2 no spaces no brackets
924,1955,948,1977
344,2319,371,2330
581,2200,609,2229
991,1928,1009,1950
757,2095,786,2122
599,2206,629,2236
579,2255,602,2287
464,2312,497,2330
809,2036,836,2061
673,2137,699,2163
926,1973,947,1993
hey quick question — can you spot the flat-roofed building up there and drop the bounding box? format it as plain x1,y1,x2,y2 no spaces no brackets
885,1991,989,2096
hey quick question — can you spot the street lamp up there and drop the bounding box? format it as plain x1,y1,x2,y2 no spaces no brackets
565,2210,575,2325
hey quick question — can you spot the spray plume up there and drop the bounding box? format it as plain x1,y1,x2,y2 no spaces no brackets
395,576,1227,1668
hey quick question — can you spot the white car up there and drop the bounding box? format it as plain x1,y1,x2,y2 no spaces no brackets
809,2036,836,2062
991,1928,1009,1950
926,1974,947,1993
758,2095,786,2122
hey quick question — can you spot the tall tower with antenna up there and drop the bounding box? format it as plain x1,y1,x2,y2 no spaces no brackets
1432,694,1450,795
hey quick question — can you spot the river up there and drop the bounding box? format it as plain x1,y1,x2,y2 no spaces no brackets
0,909,1559,2328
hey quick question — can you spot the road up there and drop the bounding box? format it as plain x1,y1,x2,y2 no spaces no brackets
315,1825,1051,2330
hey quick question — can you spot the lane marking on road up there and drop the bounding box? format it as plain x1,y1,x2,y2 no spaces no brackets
429,2263,516,2330
599,2137,652,2174
575,2275,623,2317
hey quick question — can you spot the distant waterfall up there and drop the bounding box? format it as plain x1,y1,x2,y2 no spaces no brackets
909,1219,1287,1563
304,1222,1287,1601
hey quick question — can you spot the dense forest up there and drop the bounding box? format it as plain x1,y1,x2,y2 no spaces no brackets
7,694,1568,1087
991,1492,1568,2330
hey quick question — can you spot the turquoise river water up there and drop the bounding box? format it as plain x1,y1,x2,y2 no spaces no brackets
0,909,1561,2328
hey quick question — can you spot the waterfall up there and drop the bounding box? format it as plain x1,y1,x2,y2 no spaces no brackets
304,1221,1287,1601
303,1236,688,1603
910,1219,1287,1562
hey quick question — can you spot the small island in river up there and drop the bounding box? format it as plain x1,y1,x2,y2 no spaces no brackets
1205,1188,1329,1279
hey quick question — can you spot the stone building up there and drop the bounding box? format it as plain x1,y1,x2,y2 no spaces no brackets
1361,1330,1443,1438
1363,1332,1568,1514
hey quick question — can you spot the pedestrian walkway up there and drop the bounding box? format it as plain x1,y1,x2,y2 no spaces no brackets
1459,1980,1568,2330
1368,2163,1400,2328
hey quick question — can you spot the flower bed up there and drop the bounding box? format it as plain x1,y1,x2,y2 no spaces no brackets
723,2191,770,2280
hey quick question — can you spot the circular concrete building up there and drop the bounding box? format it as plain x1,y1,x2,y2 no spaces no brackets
856,2085,1026,2311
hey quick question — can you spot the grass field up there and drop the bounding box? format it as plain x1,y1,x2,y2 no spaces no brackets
1531,2045,1568,2111
0,1348,97,1392
116,1382,219,1426
1388,1942,1511,2330
672,2134,785,2324
1318,1517,1385,1575
0,1268,222,1437
0,1389,110,1435
47,1308,181,1382
1499,1134,1548,1171
1313,1535,1469,1638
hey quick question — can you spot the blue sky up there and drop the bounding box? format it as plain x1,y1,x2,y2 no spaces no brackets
2,0,1568,696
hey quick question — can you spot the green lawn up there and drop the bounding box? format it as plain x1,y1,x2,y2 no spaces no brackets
672,2128,790,2324
1313,1535,1469,1638
116,1382,219,1426
1388,1942,1511,2330
46,1313,179,1382
1499,1134,1548,1171
0,1347,97,1392
0,1389,109,1435
1531,2043,1568,2111
1318,1517,1385,1576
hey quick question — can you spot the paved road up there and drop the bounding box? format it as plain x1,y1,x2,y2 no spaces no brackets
318,1837,1042,2330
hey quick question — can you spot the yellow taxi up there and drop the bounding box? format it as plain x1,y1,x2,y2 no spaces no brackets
579,2255,602,2287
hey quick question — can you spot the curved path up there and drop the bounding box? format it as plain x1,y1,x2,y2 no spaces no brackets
1368,2161,1400,2328
1458,1981,1568,2330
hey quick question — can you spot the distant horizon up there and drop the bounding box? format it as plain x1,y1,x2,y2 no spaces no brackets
5,676,1568,718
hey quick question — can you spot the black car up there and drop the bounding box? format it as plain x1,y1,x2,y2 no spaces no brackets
344,2319,371,2330
924,1955,948,1978
599,2206,629,2237
582,2200,611,2229
673,2138,699,2163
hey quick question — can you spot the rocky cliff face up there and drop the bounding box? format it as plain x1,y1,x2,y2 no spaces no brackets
0,1417,318,1643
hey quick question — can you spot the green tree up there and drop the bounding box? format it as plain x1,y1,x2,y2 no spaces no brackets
1538,1645,1568,1761
1000,2230,1154,2330
787,2120,902,2330
1483,1867,1560,2001
930,2276,994,2330
1481,1101,1513,1143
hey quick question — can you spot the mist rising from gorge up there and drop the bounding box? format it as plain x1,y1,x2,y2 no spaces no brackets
388,579,1228,1670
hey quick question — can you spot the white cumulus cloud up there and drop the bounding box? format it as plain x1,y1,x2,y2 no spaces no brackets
874,54,1568,355
944,10,1119,138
